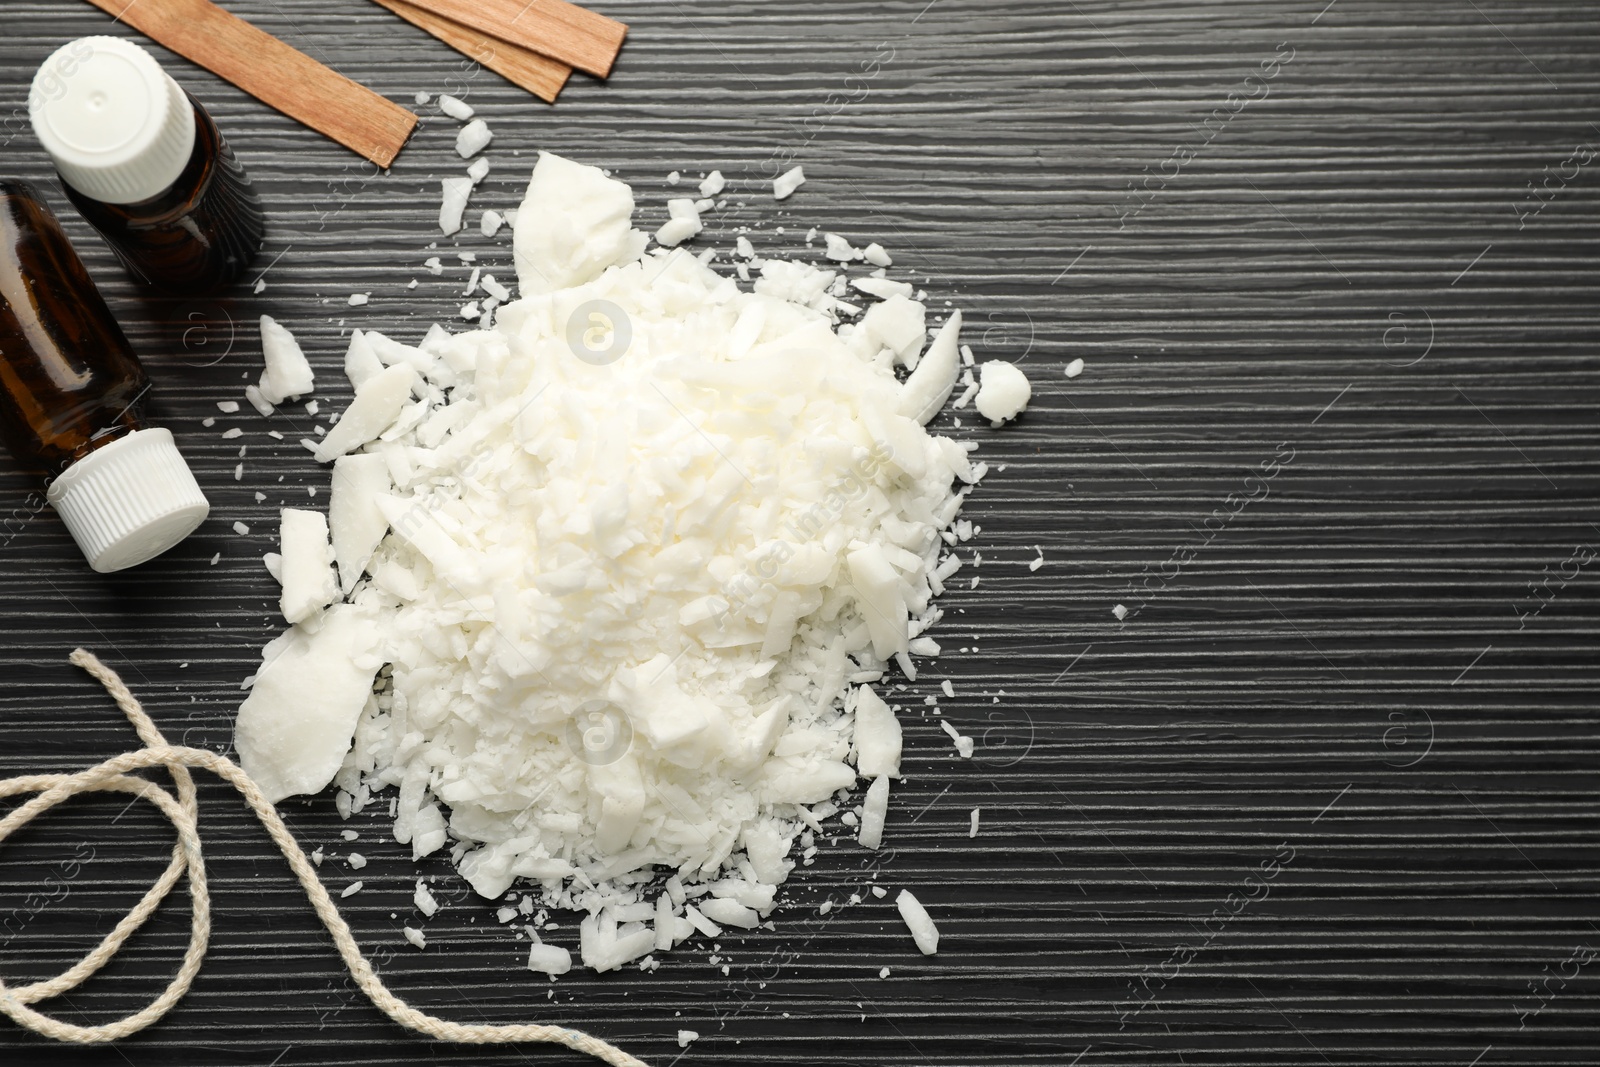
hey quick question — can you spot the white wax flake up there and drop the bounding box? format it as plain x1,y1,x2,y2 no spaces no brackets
458,251,477,263
438,94,473,120
232,521,250,535
221,427,243,439
863,242,892,267
403,926,427,949
974,360,1031,426
202,417,216,427
340,829,358,841
341,880,364,898
347,293,369,307
969,808,981,837
424,256,444,275
217,400,240,413
1113,603,1129,621
656,198,703,247
1029,547,1044,571
480,209,504,237
253,278,266,295
258,316,314,403
481,273,511,302
456,119,493,158
461,300,481,320
465,267,481,295
773,165,805,200
879,966,891,979
414,90,431,105
439,176,474,235
467,156,491,183
528,941,573,976
940,679,954,698
666,170,680,184
896,890,940,955
823,233,860,262
1065,357,1085,378
871,886,887,899
348,853,367,869
414,880,439,917
677,1030,699,1049
311,847,324,867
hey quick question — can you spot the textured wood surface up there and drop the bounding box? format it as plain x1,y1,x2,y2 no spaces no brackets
2,1,1599,1065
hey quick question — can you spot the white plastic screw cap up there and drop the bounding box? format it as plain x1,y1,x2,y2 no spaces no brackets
48,428,210,573
29,36,196,205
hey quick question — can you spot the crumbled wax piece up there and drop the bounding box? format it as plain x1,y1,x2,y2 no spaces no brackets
456,119,493,158
217,400,240,413
438,94,473,120
277,507,336,624
480,209,504,237
677,1030,699,1049
404,926,426,949
414,90,430,105
439,176,474,235
974,360,1031,425
348,293,369,307
896,889,939,954
863,242,892,267
1065,357,1085,378
698,170,725,198
257,316,314,404
656,198,703,247
513,152,644,296
424,256,443,275
528,941,573,976
969,808,980,838
467,156,490,183
773,166,805,200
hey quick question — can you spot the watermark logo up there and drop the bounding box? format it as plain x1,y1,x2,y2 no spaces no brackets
563,699,634,766
565,300,632,366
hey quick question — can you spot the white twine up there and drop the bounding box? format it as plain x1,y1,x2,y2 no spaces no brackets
0,648,650,1066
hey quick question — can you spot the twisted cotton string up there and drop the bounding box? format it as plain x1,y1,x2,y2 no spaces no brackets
0,649,650,1067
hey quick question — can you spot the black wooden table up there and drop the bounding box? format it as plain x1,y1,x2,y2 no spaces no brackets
2,2,1598,1064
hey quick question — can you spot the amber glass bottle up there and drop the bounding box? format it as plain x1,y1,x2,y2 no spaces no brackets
29,37,265,294
0,180,208,572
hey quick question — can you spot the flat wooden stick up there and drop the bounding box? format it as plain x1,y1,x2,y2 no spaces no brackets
371,0,571,104
80,0,417,167
400,0,627,79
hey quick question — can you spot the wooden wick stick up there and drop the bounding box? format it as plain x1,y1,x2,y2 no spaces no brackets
371,0,572,104
80,0,417,167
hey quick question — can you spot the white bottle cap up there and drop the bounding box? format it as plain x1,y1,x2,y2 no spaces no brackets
29,37,196,205
47,428,210,573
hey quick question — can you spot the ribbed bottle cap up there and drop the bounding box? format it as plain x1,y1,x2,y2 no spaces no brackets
29,37,196,205
47,428,210,573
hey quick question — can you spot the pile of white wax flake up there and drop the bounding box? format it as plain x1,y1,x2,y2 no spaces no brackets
235,152,1028,973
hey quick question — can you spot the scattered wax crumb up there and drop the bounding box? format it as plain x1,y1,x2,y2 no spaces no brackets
404,926,426,949
341,881,364,898
969,808,980,838
1065,357,1085,378
1113,604,1129,620
773,166,805,200
974,360,1031,425
348,853,367,869
217,400,240,413
232,521,250,535
677,1030,698,1048
438,94,473,120
414,90,431,105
